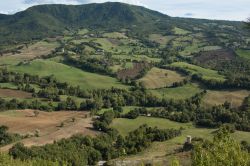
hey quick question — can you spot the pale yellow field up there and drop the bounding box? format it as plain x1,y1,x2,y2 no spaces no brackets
0,110,96,151
139,67,185,89
202,90,250,108
0,41,59,65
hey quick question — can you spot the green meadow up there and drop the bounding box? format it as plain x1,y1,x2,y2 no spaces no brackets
170,62,226,81
8,59,128,90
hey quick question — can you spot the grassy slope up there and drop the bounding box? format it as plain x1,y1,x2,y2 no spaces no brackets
148,34,173,47
98,106,140,115
170,62,226,81
111,116,250,164
0,83,17,90
149,83,202,100
111,116,250,142
103,32,128,39
110,116,192,136
8,59,128,90
236,49,250,60
139,67,185,89
0,41,59,66
173,27,190,35
202,89,250,108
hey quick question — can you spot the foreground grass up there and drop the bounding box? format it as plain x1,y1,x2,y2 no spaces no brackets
170,62,226,81
8,59,128,90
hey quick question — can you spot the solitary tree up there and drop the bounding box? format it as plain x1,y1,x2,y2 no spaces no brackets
33,110,39,117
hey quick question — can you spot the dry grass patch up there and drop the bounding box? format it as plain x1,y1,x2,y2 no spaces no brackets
0,41,58,65
139,67,185,89
0,110,95,150
202,90,250,108
0,89,32,98
149,34,173,46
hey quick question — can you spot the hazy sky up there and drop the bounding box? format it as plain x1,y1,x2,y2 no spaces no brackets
0,0,249,21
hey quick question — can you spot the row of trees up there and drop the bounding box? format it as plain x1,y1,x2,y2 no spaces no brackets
119,91,250,132
63,54,115,76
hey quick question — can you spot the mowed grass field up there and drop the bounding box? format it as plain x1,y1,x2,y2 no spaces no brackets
170,62,226,81
8,59,128,90
139,67,185,89
0,110,96,151
202,89,250,108
149,83,202,100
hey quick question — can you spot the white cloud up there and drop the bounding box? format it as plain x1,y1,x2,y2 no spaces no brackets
0,0,249,21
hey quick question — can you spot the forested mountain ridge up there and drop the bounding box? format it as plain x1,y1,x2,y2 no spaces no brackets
0,2,167,43
0,2,248,45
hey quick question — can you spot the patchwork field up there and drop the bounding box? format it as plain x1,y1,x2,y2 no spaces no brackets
170,62,226,81
8,59,128,90
139,67,185,89
150,83,202,100
0,110,95,151
202,89,250,108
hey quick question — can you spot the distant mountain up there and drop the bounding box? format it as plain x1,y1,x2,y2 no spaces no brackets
0,2,247,44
